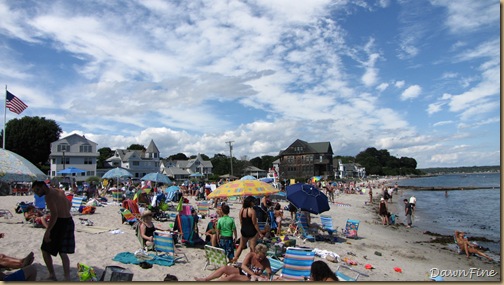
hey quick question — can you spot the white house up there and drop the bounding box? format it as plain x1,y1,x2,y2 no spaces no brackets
334,159,366,179
161,153,213,182
49,134,99,181
105,140,161,179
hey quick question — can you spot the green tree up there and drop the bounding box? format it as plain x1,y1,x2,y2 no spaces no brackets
3,116,62,167
210,153,230,175
168,153,188,160
127,144,145,151
97,147,114,168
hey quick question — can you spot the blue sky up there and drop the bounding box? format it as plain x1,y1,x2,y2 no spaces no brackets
0,0,499,168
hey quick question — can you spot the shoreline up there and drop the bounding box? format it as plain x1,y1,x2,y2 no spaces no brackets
0,189,500,281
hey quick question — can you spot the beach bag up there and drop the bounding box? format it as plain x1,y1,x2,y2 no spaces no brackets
77,263,98,281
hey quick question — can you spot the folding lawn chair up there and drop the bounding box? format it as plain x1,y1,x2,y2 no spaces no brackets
335,264,369,281
342,219,360,239
204,245,228,270
196,201,210,218
279,247,315,281
153,230,189,263
120,208,138,225
320,215,337,236
174,214,205,247
0,209,13,219
71,196,86,213
295,220,315,242
266,257,284,280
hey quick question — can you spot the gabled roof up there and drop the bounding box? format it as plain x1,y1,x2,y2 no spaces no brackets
163,167,190,176
53,133,97,147
146,140,160,154
279,139,333,156
244,166,265,172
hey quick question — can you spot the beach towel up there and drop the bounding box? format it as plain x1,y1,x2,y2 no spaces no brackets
76,226,117,234
112,252,174,267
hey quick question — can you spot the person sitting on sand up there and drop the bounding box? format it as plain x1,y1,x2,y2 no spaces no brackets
204,214,218,247
0,264,37,281
455,231,493,261
139,210,160,248
310,260,339,281
194,243,271,281
24,205,50,228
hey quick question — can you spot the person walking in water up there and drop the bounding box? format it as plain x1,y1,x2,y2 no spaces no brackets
31,181,75,281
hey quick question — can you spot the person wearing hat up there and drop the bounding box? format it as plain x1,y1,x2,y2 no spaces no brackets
204,213,218,247
379,198,388,225
139,210,160,248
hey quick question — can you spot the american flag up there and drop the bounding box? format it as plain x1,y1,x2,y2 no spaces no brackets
6,90,28,114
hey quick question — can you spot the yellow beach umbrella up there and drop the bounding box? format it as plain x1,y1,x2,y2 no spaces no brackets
207,179,280,199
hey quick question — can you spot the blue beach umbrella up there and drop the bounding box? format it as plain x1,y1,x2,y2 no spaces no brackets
286,183,329,214
141,172,172,184
57,167,86,175
240,175,257,180
259,177,274,183
0,149,47,182
189,172,204,177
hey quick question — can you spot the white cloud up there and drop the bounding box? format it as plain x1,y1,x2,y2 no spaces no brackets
432,120,453,127
394,81,405,88
376,83,389,92
400,85,422,101
430,0,499,33
427,102,444,115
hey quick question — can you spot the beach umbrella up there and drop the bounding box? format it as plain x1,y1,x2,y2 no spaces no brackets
219,174,238,180
207,179,280,199
269,191,287,201
189,172,204,178
240,175,257,180
102,167,133,186
57,167,86,175
0,149,47,182
311,176,322,183
141,172,172,184
259,177,274,183
165,185,180,193
102,167,133,179
286,183,329,214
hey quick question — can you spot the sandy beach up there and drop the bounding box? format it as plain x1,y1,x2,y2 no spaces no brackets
0,185,500,282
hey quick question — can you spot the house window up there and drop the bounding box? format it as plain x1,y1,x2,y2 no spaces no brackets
86,171,94,176
132,161,139,166
62,157,70,164
57,144,70,152
80,144,92,153
84,157,93,165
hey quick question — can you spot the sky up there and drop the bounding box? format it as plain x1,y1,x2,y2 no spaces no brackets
0,0,500,168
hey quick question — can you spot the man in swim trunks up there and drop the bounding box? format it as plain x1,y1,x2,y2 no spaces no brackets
32,181,75,281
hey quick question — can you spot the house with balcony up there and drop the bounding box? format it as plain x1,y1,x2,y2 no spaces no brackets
278,139,333,180
105,140,161,179
49,134,99,181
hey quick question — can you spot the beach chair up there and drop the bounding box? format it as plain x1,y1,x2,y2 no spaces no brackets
0,209,13,219
279,247,315,281
34,194,46,211
295,220,315,242
320,215,337,236
204,245,228,270
174,214,205,247
71,196,86,213
120,208,137,225
342,219,360,239
196,201,210,218
335,264,369,281
266,257,284,280
153,231,188,263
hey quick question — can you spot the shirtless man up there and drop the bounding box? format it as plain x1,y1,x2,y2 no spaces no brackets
31,181,75,281
455,231,493,261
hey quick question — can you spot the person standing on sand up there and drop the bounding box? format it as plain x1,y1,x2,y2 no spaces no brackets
379,198,388,225
31,181,75,281
403,199,412,228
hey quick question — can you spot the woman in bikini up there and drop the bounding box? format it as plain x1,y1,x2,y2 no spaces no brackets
231,196,263,263
194,243,271,281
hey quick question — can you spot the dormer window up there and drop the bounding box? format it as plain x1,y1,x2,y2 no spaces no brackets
57,144,70,152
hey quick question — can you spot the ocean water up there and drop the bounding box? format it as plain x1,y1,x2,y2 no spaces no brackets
389,173,501,255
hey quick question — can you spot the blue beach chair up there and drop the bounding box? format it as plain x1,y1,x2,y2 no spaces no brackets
280,247,315,281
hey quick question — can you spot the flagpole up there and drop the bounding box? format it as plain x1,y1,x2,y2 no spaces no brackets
3,85,6,149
